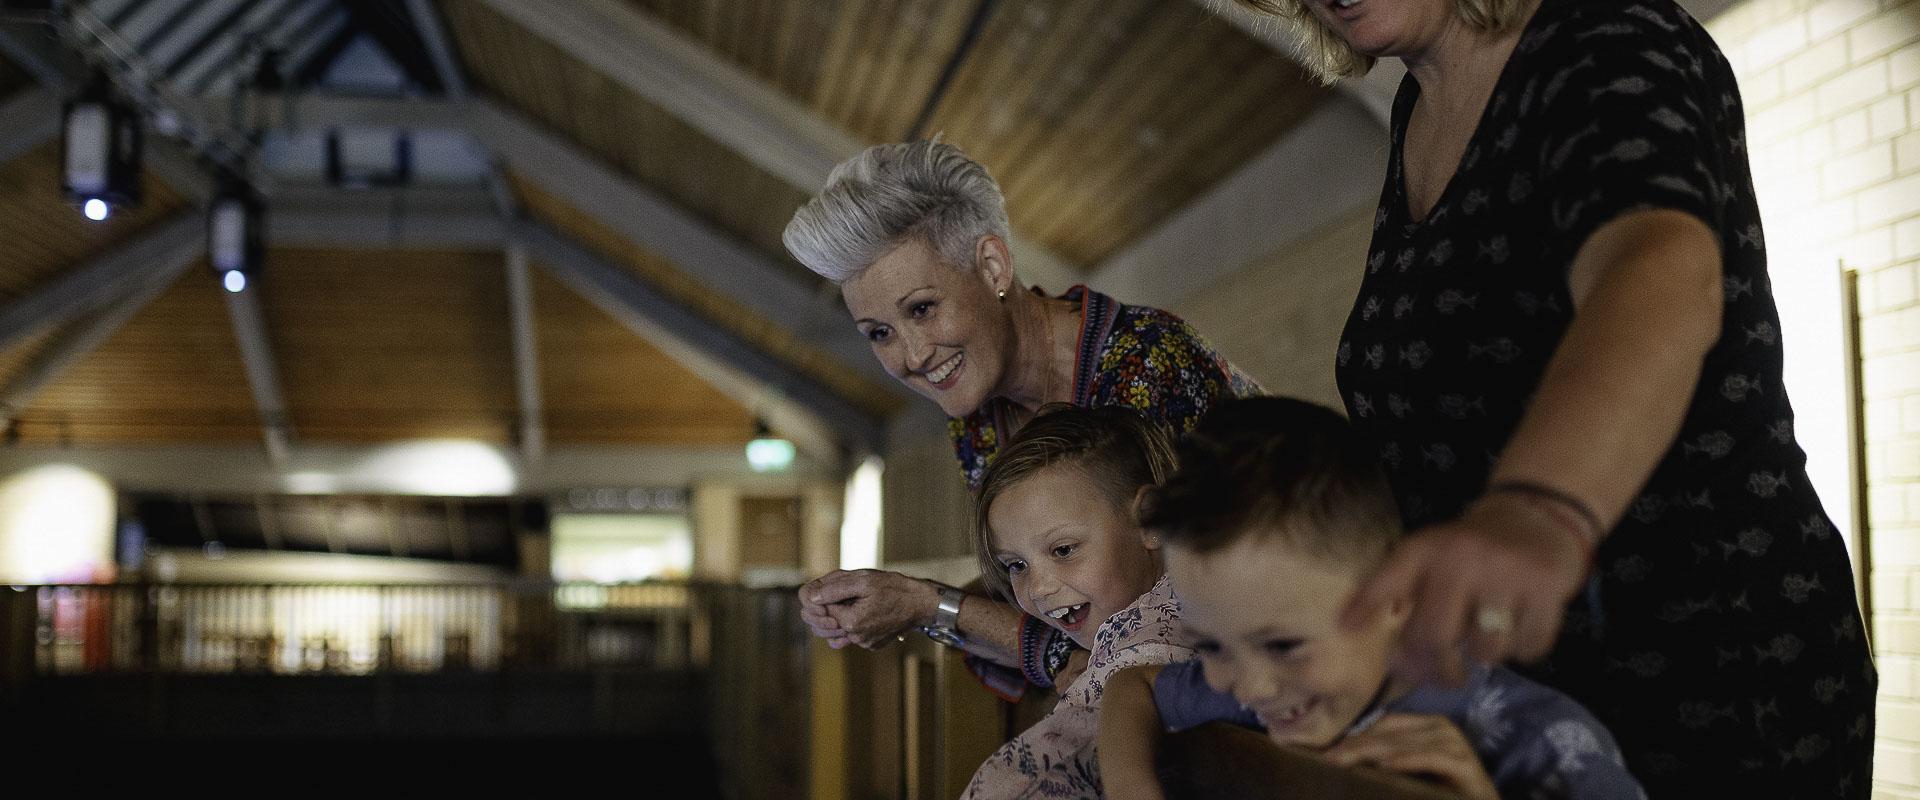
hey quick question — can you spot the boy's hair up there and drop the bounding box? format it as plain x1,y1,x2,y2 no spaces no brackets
973,404,1177,600
1141,396,1401,567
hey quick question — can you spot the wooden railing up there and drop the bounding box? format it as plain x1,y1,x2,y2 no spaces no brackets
808,634,1053,800
1159,723,1466,800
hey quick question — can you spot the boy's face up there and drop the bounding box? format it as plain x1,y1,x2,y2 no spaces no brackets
989,464,1163,649
1167,529,1405,749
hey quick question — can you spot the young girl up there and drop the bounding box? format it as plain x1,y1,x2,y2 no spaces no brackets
1099,398,1644,800
961,405,1190,800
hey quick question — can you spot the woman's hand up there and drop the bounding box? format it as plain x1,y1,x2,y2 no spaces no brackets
797,569,939,650
1342,492,1594,686
1324,714,1498,800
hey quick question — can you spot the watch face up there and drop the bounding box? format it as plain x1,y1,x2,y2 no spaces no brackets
924,626,965,648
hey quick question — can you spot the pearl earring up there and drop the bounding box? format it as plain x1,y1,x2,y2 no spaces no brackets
997,289,1006,300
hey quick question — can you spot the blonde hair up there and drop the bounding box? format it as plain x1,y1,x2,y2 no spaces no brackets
1231,0,1533,84
783,139,1012,284
972,406,1177,601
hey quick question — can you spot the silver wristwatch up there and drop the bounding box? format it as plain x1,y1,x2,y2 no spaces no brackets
921,584,966,648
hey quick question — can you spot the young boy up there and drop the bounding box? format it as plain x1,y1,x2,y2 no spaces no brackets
1098,397,1644,800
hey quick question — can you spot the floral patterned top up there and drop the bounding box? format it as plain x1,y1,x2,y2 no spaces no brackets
949,285,1261,492
961,574,1188,800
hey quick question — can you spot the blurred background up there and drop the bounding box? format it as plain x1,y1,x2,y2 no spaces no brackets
0,0,1914,796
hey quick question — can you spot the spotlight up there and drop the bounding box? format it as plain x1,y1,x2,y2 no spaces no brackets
208,180,264,291
61,72,142,220
745,420,795,473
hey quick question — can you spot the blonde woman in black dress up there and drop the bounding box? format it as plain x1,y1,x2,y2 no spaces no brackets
1232,0,1874,794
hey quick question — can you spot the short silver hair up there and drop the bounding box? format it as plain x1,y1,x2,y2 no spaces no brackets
783,140,1012,284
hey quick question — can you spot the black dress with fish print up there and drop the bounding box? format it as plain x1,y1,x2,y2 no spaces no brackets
1334,0,1874,794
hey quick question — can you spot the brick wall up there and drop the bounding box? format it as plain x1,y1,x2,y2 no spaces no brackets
1707,1,1920,795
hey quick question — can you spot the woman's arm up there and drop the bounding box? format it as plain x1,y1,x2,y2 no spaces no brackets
1098,665,1170,800
800,568,1027,667
1346,209,1724,684
1506,208,1724,530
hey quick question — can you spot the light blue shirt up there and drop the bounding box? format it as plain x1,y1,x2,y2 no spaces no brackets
1153,660,1647,800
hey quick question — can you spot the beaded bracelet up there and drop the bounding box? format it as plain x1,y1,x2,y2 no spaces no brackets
1484,479,1606,549
1018,614,1055,689
1041,626,1077,684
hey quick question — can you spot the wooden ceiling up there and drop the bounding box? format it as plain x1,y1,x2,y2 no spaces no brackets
513,174,902,420
533,268,760,445
0,249,775,447
11,263,262,444
0,143,190,303
582,0,1325,266
259,248,519,443
0,136,770,447
0,0,1328,453
0,244,769,447
440,0,821,288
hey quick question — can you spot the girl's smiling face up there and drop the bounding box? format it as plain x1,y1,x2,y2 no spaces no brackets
987,463,1163,649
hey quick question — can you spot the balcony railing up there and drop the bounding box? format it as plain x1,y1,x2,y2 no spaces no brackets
0,580,814,797
0,580,712,681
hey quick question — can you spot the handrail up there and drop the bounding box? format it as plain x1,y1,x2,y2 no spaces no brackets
0,580,718,679
1159,723,1466,800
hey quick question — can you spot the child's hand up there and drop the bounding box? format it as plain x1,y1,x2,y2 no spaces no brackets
1322,714,1497,800
1096,665,1168,800
1053,648,1090,693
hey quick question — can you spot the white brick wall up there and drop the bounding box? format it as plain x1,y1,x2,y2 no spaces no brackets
1712,0,1920,794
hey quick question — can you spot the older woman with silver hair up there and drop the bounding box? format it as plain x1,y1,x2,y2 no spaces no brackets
788,140,1257,698
1215,0,1873,795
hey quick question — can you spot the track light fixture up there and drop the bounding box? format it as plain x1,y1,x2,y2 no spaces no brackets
60,71,143,222
208,178,264,293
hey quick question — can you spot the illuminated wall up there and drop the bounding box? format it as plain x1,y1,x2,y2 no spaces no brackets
550,513,694,583
1705,0,1920,792
0,465,116,584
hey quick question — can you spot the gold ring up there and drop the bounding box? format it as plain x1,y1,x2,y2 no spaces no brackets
1474,605,1515,635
